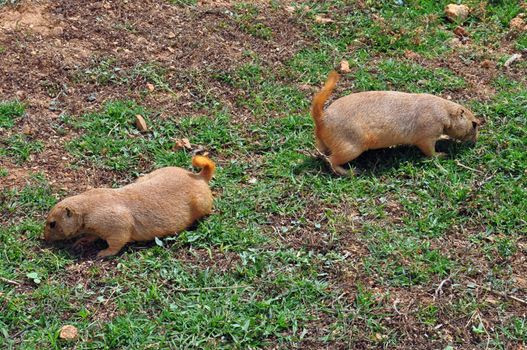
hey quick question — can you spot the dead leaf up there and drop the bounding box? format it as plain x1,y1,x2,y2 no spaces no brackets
454,26,469,37
173,138,192,151
485,296,499,305
315,15,334,24
480,59,494,69
338,59,351,73
298,84,314,92
404,50,421,60
59,325,78,341
284,6,295,14
15,90,27,100
135,114,148,132
22,124,32,135
515,276,527,289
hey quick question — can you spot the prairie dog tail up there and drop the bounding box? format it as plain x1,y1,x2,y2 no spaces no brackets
311,70,340,140
192,155,216,182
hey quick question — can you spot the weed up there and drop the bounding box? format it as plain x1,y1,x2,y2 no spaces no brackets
0,100,25,129
0,134,44,163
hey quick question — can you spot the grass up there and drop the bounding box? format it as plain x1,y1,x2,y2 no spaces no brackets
233,3,274,40
75,59,170,92
0,134,44,164
0,100,25,129
1,1,526,349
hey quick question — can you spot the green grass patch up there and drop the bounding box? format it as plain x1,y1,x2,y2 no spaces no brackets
0,134,44,163
76,59,170,91
233,3,273,40
66,101,244,172
517,32,527,50
167,0,196,6
0,100,25,129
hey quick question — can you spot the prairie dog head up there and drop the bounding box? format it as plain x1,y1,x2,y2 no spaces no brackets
445,106,480,143
44,202,83,241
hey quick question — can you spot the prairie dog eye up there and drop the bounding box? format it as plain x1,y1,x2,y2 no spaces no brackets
49,221,56,228
472,121,478,129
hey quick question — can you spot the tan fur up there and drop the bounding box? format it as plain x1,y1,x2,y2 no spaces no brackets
312,71,481,175
44,156,216,257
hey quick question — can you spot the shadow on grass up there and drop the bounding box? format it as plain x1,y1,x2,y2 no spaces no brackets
42,224,203,261
296,139,476,177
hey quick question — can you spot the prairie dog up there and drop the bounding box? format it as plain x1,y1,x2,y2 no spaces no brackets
311,71,480,175
44,156,216,257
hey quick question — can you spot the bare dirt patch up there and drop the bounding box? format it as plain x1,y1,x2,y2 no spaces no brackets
0,3,58,37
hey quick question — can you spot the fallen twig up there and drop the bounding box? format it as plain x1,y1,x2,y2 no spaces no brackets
393,298,402,315
455,160,484,174
434,277,451,300
473,283,527,306
0,276,21,286
504,53,521,68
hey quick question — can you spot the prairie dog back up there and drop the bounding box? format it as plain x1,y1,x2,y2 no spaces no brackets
44,156,216,258
311,71,479,175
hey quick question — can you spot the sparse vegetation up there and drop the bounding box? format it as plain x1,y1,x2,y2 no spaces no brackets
0,0,526,349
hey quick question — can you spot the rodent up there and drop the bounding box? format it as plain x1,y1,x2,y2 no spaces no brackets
311,71,481,175
44,155,216,258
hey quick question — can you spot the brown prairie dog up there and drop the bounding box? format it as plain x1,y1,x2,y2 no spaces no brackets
44,155,216,258
311,71,481,175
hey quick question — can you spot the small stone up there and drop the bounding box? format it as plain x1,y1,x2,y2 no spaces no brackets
52,26,64,36
338,59,351,73
135,114,148,132
445,4,470,22
146,83,155,92
248,177,257,184
87,93,97,102
59,325,78,341
167,32,176,39
510,16,526,31
448,37,462,47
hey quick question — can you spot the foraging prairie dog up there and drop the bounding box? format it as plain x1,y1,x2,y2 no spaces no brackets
44,156,216,257
311,71,480,175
